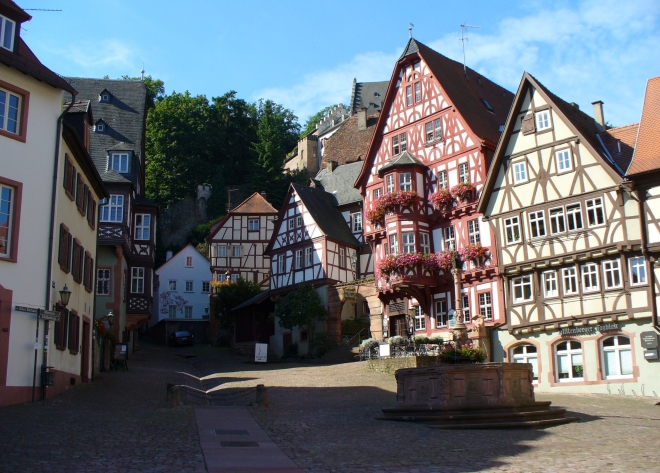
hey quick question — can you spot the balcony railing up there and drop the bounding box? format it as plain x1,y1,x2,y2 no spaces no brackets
98,224,130,246
128,295,152,314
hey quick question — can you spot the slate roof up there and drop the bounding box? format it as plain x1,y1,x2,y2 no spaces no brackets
292,183,360,248
349,79,389,115
599,123,638,174
101,169,132,184
377,150,427,177
627,77,660,176
230,192,277,214
312,161,364,206
322,114,377,166
66,100,91,114
232,290,271,311
66,78,148,183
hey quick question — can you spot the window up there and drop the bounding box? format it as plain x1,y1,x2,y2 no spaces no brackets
277,254,285,273
0,86,20,134
629,256,647,285
230,274,239,282
468,219,480,245
168,305,177,318
512,275,533,303
135,214,150,240
202,281,210,293
435,299,447,327
414,82,421,103
217,245,227,257
295,249,302,269
512,345,538,381
67,313,79,354
109,153,129,173
543,271,558,298
406,85,412,106
513,161,527,184
339,248,345,268
556,149,572,172
100,195,124,222
97,269,111,296
443,226,455,250
184,306,193,319
288,218,294,230
296,215,303,227
96,122,105,133
249,219,259,231
0,184,16,258
386,174,395,194
232,246,240,257
535,110,551,131
389,234,398,255
462,295,470,323
603,260,622,289
581,263,599,292
414,305,425,330
402,232,415,253
58,224,72,272
373,188,383,199
586,198,605,227
400,133,407,152
185,280,193,292
601,336,632,379
351,212,362,232
185,256,192,267
565,203,583,231
434,119,442,141
305,247,313,266
479,292,492,320
481,98,495,113
0,15,16,51
169,280,177,291
562,267,578,295
555,340,584,381
528,211,546,239
131,267,144,293
425,122,433,142
437,170,447,190
399,172,412,191
549,207,565,234
459,163,469,183
420,233,430,254
392,135,399,155
87,197,97,230
504,216,521,244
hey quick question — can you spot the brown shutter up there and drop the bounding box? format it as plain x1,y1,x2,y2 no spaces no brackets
521,114,536,135
63,154,69,191
58,224,65,266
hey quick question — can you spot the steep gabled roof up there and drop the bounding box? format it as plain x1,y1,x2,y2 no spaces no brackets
312,161,363,206
349,79,389,115
0,0,31,22
230,192,277,214
155,243,209,272
377,150,426,177
477,72,622,214
322,114,377,166
599,123,638,174
627,77,660,176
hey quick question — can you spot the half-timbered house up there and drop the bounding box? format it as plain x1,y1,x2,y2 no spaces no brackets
355,38,514,346
478,72,657,394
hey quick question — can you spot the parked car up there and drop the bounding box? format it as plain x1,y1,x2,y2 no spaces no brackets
169,331,194,347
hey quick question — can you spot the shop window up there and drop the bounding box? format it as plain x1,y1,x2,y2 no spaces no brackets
555,340,584,381
435,299,447,327
512,344,538,381
601,335,632,379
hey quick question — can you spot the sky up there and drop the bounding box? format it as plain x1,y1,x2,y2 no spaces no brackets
18,0,660,127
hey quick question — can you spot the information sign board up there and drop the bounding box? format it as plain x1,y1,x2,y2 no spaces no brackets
641,331,659,349
39,310,60,322
113,343,128,361
378,343,390,358
255,343,268,363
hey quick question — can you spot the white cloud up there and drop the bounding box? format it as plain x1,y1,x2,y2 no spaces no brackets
40,39,138,77
259,0,660,126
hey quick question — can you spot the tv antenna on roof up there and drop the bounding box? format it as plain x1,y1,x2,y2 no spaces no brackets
459,23,480,77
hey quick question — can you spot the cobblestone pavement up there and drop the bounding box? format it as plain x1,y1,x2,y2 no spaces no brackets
0,340,207,473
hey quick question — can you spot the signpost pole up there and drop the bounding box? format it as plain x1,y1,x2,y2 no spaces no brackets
31,309,40,403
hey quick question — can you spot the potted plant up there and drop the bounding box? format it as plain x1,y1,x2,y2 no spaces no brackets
428,188,454,211
451,182,475,202
459,244,489,264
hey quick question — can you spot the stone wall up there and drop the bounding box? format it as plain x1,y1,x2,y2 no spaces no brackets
366,356,441,375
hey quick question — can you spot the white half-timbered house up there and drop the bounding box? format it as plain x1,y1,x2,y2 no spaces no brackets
265,183,361,356
355,38,514,345
207,192,277,286
478,72,658,394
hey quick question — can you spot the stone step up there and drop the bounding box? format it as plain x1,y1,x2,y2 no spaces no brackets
381,400,553,417
428,416,581,429
377,407,570,425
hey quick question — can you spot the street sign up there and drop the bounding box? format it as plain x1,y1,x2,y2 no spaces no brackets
15,305,38,314
39,310,60,322
255,343,268,363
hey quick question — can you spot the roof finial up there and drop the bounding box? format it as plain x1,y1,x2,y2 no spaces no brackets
459,23,480,78
409,23,414,39
141,64,145,81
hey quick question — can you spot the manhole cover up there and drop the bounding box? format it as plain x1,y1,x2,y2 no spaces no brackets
220,441,259,447
214,430,249,435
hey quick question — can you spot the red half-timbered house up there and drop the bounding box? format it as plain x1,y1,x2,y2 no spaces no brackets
356,38,514,344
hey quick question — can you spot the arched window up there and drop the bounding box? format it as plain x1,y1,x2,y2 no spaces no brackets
511,344,538,382
555,340,584,381
601,335,632,379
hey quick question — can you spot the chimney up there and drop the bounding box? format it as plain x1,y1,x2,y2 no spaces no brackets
592,101,605,128
357,107,367,131
166,250,173,261
570,102,580,110
260,191,267,199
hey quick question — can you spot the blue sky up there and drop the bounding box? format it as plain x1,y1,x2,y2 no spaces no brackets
20,0,660,127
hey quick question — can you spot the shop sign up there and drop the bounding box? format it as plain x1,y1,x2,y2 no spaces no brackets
560,323,620,336
341,286,356,302
641,331,658,349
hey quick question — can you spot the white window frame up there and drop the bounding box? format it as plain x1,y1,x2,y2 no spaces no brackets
528,210,546,239
0,184,14,256
0,86,20,134
556,148,572,172
96,268,111,296
512,161,528,184
479,292,492,320
389,234,398,255
586,197,605,227
555,340,584,381
351,212,362,232
109,152,129,173
581,263,599,292
435,299,447,328
296,215,303,227
512,344,539,382
277,254,285,273
305,247,313,266
399,172,412,192
459,163,469,183
402,232,415,253
437,170,447,190
386,174,395,194
0,15,16,51
420,232,430,254
230,274,239,282
425,122,433,142
603,259,622,289
443,226,455,250
232,245,240,258
135,214,150,240
168,305,177,318
295,249,302,269
217,245,227,257
543,270,558,298
433,118,442,141
248,219,259,231
462,295,470,323
405,85,412,107
562,267,578,295
512,275,533,303
96,122,105,132
601,336,633,379
131,267,144,294
392,134,400,155
169,280,177,291
549,207,566,235
504,216,521,244
373,188,383,199
535,110,551,131
468,219,480,245
414,305,425,330
629,256,647,286
339,248,345,268
565,203,583,232
184,306,193,319
288,218,294,230
414,82,421,103
100,195,124,223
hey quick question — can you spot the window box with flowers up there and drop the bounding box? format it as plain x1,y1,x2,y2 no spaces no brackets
378,251,458,278
451,182,475,202
428,188,454,212
366,191,419,226
459,244,489,265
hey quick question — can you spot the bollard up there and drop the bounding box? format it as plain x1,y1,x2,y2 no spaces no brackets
256,384,268,408
166,383,181,407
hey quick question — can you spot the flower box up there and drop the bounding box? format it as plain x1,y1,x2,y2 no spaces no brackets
428,188,454,211
367,191,419,225
451,182,475,202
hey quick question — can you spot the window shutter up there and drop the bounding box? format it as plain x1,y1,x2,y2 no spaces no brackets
522,115,536,135
58,224,65,266
63,154,69,191
67,233,72,272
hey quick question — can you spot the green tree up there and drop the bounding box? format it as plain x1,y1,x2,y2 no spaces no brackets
211,278,263,326
120,75,165,109
275,283,327,339
300,104,345,137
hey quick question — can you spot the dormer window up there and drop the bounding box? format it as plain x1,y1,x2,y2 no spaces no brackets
0,15,16,52
99,90,112,103
109,152,129,173
95,120,106,133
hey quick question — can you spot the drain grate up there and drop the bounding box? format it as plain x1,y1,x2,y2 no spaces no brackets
214,429,250,435
220,441,259,447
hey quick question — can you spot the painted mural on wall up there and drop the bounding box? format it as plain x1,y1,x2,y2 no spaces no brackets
159,291,189,314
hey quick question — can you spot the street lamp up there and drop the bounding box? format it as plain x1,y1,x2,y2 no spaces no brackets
59,284,71,308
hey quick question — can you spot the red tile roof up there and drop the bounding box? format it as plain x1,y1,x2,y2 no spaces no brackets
322,114,377,166
230,192,277,214
627,77,660,176
599,123,638,173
